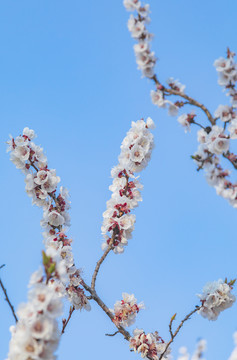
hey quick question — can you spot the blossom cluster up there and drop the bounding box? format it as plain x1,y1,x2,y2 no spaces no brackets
151,78,186,117
7,128,90,311
124,1,237,211
111,293,144,327
129,328,170,360
124,0,155,79
6,257,64,360
124,1,187,117
214,48,237,108
177,51,237,209
101,118,154,253
178,52,237,208
197,279,236,321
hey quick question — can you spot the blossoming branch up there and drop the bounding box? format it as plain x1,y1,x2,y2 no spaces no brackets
123,0,237,210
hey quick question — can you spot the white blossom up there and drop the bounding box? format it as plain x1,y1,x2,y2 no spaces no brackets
214,104,235,122
197,279,236,320
111,293,144,327
101,118,154,253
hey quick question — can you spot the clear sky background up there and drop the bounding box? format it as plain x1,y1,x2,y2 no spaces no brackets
1,1,237,359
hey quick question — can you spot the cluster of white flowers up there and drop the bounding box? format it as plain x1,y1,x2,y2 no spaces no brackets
197,279,236,321
177,113,196,133
189,52,237,207
101,118,154,253
214,50,237,108
151,85,182,117
129,328,170,360
6,260,64,360
193,124,237,207
150,77,186,117
7,128,90,311
197,126,229,155
111,293,144,327
124,1,187,117
124,0,155,78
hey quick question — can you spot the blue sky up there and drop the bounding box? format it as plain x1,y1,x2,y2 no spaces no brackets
1,0,237,359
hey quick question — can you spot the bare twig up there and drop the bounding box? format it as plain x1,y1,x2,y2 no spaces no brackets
82,280,131,341
168,313,176,339
61,306,75,335
223,152,237,170
105,330,120,337
91,236,114,291
159,306,201,360
0,265,18,323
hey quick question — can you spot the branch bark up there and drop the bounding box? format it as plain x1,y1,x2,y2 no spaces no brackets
159,306,201,360
152,75,215,126
0,265,18,323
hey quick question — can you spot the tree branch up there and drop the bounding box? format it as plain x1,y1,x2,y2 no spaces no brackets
91,237,114,291
82,280,131,341
0,265,18,323
159,306,201,360
105,330,120,337
61,306,75,335
152,75,215,126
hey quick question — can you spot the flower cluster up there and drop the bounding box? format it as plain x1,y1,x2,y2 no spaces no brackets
101,118,154,253
193,130,237,208
111,293,144,327
177,113,196,133
129,328,170,360
124,1,186,117
124,0,155,78
7,128,90,311
214,49,237,108
6,256,64,360
124,2,237,211
151,81,185,117
188,52,237,208
197,279,236,321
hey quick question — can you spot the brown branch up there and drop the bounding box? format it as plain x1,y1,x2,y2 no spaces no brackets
223,152,237,170
61,306,75,334
91,236,114,291
82,280,131,341
105,330,120,337
168,313,176,339
159,306,201,360
152,75,215,126
0,266,18,323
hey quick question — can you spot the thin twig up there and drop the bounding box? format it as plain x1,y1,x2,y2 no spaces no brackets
223,152,237,170
159,306,201,360
82,280,131,341
61,306,75,335
152,75,215,126
168,313,176,338
91,236,114,291
0,266,18,323
193,120,206,130
105,330,120,337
